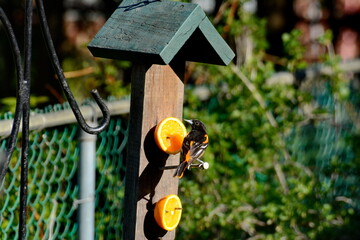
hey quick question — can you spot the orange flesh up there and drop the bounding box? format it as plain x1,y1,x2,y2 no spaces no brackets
163,197,181,228
154,118,187,154
154,194,182,231
161,126,184,152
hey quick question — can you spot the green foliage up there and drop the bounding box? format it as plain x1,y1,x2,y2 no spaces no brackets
1,1,359,239
62,55,131,102
282,30,308,71
177,1,360,239
1,96,49,113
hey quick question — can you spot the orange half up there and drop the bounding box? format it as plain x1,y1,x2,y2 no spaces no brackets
154,117,187,154
154,194,182,231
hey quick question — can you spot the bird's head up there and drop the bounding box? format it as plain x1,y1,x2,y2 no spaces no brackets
184,119,206,132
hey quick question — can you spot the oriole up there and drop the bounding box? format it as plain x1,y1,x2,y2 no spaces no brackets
173,119,208,178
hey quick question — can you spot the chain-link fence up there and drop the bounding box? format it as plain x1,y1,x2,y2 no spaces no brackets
0,101,129,239
288,78,360,210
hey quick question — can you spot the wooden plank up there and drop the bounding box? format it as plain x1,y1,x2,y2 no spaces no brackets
88,0,235,65
88,1,199,64
176,17,235,66
197,17,235,65
159,5,205,64
123,62,184,240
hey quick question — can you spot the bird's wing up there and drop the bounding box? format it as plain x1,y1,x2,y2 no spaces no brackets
189,141,208,160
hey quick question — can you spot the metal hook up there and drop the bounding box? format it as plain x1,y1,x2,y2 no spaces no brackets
35,0,110,134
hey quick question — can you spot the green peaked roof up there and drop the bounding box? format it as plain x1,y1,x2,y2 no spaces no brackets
88,0,235,65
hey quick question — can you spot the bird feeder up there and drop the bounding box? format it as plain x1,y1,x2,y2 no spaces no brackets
88,0,235,239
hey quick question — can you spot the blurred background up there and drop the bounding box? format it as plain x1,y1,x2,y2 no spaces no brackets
1,0,360,239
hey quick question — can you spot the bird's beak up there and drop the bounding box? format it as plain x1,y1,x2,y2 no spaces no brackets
184,119,193,124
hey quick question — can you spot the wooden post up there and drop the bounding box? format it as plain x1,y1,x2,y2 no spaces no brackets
123,62,184,240
87,1,235,239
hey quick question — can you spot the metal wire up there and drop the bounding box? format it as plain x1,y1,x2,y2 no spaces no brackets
0,7,23,186
18,0,33,238
0,3,33,239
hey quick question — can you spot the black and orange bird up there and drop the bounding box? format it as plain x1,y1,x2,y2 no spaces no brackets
173,119,209,178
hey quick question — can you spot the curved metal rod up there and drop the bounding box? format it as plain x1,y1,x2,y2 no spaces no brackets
35,0,110,134
0,7,24,184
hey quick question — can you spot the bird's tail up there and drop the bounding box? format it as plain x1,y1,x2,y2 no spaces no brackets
173,161,189,178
